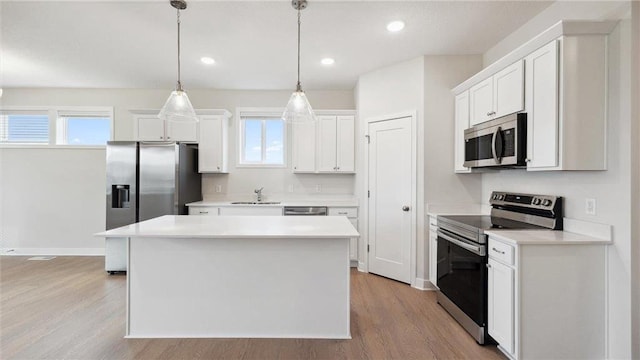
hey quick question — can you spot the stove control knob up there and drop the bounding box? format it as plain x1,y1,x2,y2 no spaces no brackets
533,198,541,205
542,199,552,206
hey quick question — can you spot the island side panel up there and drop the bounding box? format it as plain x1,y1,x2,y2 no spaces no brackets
126,236,350,339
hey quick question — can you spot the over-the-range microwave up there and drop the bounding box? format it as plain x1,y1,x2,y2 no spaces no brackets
463,113,527,168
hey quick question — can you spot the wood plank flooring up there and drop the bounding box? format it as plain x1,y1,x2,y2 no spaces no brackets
0,256,505,360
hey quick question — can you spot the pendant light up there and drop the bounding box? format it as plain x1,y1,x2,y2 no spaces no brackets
158,0,198,123
282,0,316,124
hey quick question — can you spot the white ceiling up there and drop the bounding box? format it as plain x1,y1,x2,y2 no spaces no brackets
1,1,553,90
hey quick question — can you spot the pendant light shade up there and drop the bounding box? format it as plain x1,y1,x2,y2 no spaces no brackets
159,0,198,123
158,90,197,122
282,0,316,124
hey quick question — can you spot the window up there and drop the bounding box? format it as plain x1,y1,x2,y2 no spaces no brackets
56,113,112,145
238,111,286,166
0,111,49,144
0,107,113,146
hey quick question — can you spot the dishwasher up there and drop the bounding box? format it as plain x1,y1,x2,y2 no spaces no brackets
283,206,328,216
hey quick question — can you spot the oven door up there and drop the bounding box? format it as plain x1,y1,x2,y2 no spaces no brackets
464,113,526,168
436,229,487,328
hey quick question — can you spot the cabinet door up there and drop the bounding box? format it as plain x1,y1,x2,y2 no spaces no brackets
291,121,316,173
167,119,198,142
469,77,494,126
488,258,515,355
454,91,471,173
198,116,227,173
493,60,525,119
428,229,438,287
317,116,338,172
137,116,166,141
336,116,355,172
525,40,559,169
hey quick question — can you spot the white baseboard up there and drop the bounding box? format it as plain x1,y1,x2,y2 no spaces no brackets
412,277,437,291
0,248,105,256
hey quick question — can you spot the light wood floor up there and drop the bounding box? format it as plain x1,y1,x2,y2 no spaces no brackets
1,256,505,360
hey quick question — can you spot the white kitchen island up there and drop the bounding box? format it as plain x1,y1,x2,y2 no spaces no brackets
96,215,359,339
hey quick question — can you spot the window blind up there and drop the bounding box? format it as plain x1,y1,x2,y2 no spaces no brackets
0,113,50,144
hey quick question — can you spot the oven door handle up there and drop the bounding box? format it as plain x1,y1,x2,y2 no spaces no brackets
437,230,485,256
491,126,502,164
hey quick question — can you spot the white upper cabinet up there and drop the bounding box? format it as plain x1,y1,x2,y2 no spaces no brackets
198,111,231,173
453,21,614,172
317,116,339,172
469,60,524,126
525,36,607,171
525,40,559,169
291,121,316,173
292,111,356,174
335,116,355,172
454,91,471,173
134,111,198,142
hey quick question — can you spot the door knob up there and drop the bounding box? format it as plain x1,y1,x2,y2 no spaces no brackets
402,206,410,212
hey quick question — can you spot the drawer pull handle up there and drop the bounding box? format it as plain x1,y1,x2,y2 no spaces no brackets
492,247,505,254
338,212,348,215
486,263,491,268
199,211,209,214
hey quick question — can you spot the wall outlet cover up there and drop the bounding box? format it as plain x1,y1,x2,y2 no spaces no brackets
215,185,222,193
315,184,322,193
585,198,596,215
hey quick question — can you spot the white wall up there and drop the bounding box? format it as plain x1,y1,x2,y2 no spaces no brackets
356,55,484,285
0,147,106,254
483,1,631,66
356,56,425,283
1,88,355,254
630,2,640,358
480,17,634,360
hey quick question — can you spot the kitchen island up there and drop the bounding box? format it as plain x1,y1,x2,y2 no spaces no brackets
96,215,359,339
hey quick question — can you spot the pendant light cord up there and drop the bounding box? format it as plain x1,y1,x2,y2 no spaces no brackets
296,8,302,92
176,8,183,92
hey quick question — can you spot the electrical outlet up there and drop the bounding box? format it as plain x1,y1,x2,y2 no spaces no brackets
585,198,596,215
315,184,322,193
215,185,222,193
288,184,294,193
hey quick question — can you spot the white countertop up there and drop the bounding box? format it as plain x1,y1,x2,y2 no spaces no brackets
187,199,359,207
485,229,612,245
96,215,360,239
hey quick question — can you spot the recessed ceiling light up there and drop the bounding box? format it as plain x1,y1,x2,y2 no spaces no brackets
200,57,215,65
386,20,405,33
321,58,335,65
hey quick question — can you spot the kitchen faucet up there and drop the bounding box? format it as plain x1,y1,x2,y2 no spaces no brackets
254,187,264,202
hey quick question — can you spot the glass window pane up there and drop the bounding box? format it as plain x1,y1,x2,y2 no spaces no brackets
0,114,49,144
243,119,262,163
264,119,284,164
66,117,111,145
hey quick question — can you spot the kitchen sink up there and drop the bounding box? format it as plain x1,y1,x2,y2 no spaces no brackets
230,201,281,205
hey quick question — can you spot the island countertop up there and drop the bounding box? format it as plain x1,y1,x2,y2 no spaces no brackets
96,215,360,239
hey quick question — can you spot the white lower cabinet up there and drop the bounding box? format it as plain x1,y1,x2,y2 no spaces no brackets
487,236,607,360
428,215,438,288
487,257,514,355
328,207,358,264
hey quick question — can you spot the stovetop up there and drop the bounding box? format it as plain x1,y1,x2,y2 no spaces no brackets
439,215,548,231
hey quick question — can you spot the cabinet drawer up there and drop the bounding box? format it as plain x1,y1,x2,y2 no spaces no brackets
328,207,357,218
188,207,219,216
488,239,514,265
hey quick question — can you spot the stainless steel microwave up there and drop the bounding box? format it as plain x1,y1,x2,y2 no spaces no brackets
463,113,527,168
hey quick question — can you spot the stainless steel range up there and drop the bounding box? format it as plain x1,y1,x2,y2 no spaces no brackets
436,191,562,344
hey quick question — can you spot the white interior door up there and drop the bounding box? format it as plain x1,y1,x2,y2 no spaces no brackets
367,117,412,283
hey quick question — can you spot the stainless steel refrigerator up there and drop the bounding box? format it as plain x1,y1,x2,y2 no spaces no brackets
105,141,202,273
